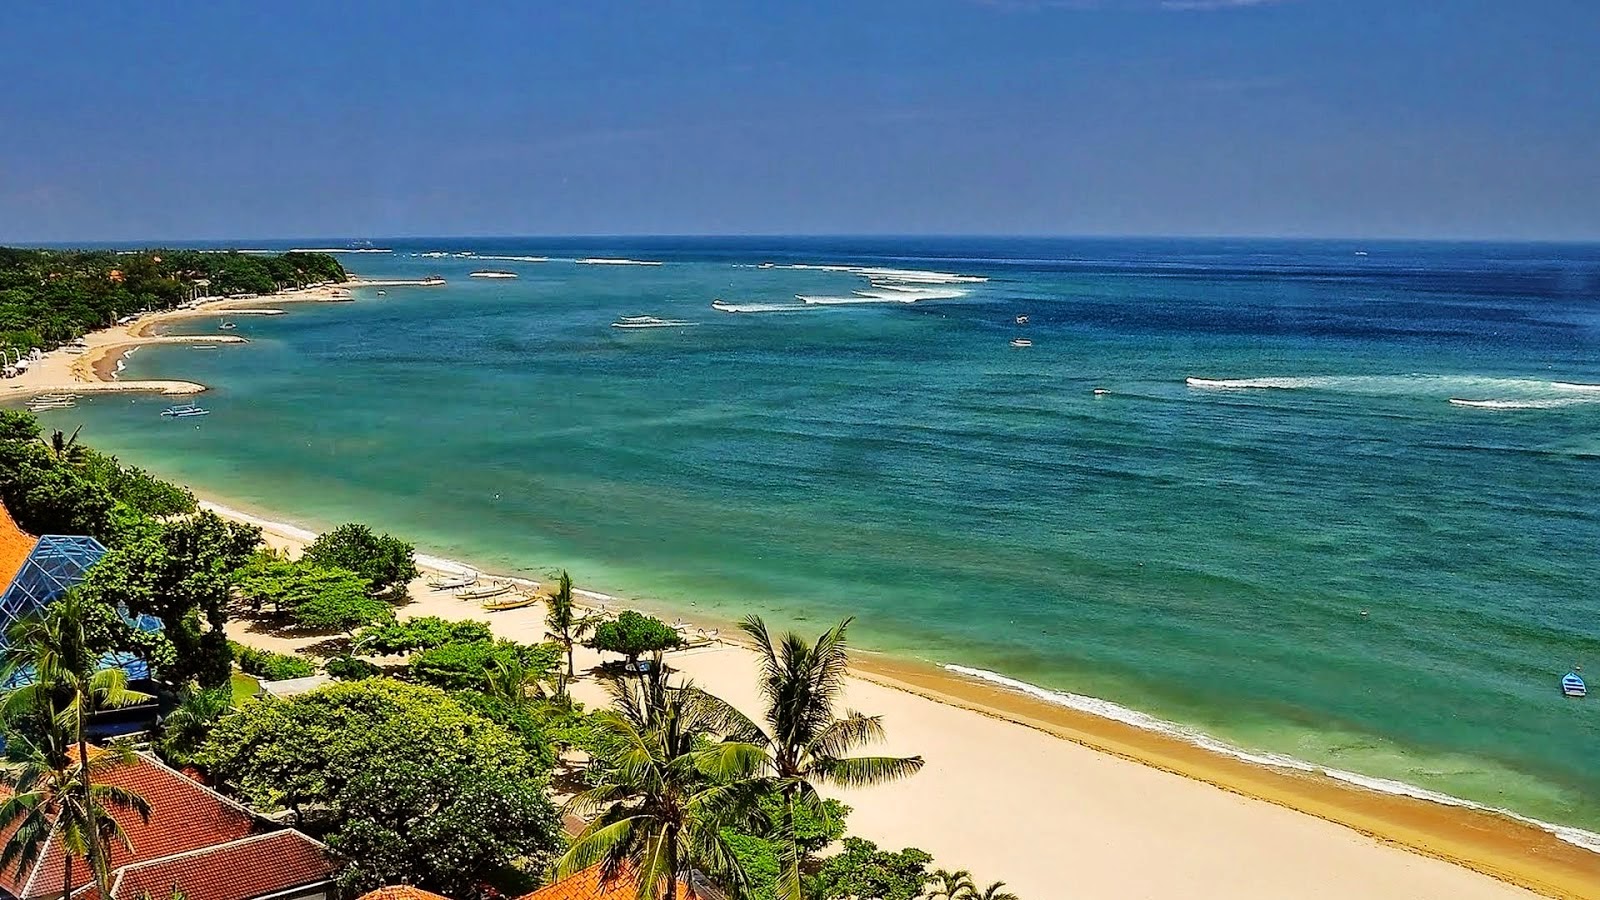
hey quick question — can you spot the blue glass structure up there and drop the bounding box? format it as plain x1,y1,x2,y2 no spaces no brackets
0,535,157,680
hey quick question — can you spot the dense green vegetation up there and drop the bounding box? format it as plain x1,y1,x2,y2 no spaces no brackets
0,247,345,353
301,523,418,597
0,412,1020,899
197,679,561,898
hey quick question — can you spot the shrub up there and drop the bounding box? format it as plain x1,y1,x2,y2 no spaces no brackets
230,641,315,681
326,655,381,681
408,640,560,692
355,616,493,655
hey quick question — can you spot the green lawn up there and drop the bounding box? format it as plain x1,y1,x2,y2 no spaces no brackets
230,671,262,705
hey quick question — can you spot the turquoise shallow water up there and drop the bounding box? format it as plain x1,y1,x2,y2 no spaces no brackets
36,237,1600,839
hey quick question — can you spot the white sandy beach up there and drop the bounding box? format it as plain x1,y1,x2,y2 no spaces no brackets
221,506,1579,900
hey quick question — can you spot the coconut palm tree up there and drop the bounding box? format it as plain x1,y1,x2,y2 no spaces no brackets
0,732,149,898
46,426,85,465
925,869,976,899
558,672,767,900
544,570,595,693
967,881,1019,900
725,616,925,900
156,684,233,768
0,592,153,895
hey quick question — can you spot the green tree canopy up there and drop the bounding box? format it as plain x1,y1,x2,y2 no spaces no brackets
584,610,682,670
232,553,390,634
197,678,559,898
408,639,560,692
302,523,418,596
354,616,493,655
807,838,933,900
79,511,261,686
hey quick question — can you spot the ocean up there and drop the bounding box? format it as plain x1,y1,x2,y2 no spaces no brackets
38,236,1600,842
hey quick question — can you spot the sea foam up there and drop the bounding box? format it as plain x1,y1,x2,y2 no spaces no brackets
943,664,1600,854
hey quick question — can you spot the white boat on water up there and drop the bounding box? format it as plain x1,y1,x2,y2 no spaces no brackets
469,271,518,279
1010,338,1033,348
1015,315,1029,325
160,403,210,418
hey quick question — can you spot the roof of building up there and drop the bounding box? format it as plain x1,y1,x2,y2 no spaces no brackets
0,500,36,594
359,887,457,900
516,865,712,900
0,751,326,899
77,830,334,900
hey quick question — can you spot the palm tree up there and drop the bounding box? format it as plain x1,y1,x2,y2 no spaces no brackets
967,881,1019,900
544,570,595,693
726,616,924,900
559,673,767,900
46,426,86,465
925,869,976,899
0,733,149,898
483,651,555,707
0,591,153,895
156,685,233,767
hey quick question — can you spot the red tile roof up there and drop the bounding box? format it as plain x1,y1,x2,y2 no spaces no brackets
359,887,456,900
101,830,334,900
0,751,329,899
0,499,36,593
516,865,710,900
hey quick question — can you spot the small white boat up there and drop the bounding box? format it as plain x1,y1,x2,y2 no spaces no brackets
219,321,236,330
1015,315,1029,325
376,290,386,296
1562,672,1586,698
26,399,77,411
1093,388,1110,396
160,403,210,418
429,570,479,591
469,271,518,279
1009,338,1033,348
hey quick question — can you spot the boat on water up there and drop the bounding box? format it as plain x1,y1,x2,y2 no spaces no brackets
457,582,513,601
469,271,518,279
483,593,538,612
1015,314,1029,325
1093,388,1110,396
1562,672,1587,698
376,290,386,296
1010,338,1033,348
160,403,209,418
219,321,236,330
26,396,77,411
428,570,479,591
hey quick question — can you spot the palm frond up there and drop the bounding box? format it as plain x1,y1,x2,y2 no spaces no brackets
810,753,924,789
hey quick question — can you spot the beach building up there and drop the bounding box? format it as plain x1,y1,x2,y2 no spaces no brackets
0,749,335,900
357,865,719,900
0,502,161,687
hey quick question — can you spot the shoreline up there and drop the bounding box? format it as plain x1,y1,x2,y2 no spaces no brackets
12,274,1595,897
0,277,440,402
203,498,1599,900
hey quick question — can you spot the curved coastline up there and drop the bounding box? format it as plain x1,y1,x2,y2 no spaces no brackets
190,495,1598,899
17,278,1600,898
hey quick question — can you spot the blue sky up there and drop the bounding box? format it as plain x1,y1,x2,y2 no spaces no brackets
2,1,1597,241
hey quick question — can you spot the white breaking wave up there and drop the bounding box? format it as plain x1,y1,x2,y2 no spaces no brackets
1188,374,1600,410
854,287,968,301
577,258,663,266
797,294,917,306
711,300,811,314
943,664,1600,854
473,255,549,263
1448,397,1597,410
288,248,392,254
